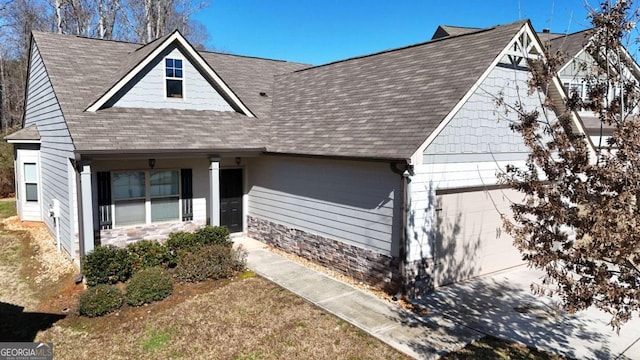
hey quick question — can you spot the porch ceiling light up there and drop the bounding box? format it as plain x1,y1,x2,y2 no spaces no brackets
148,158,156,169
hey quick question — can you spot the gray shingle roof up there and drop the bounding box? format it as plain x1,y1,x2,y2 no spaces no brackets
547,29,591,60
269,21,528,160
31,31,308,153
4,125,40,141
431,25,481,40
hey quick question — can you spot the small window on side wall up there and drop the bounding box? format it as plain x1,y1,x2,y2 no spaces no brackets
24,163,38,202
165,58,183,98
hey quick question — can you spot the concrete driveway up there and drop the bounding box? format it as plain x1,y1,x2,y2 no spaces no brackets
415,267,640,359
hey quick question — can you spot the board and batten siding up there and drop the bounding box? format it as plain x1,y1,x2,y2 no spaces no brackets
108,46,235,111
23,41,77,259
409,65,551,262
247,156,402,256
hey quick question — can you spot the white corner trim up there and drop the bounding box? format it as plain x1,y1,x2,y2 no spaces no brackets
86,32,255,117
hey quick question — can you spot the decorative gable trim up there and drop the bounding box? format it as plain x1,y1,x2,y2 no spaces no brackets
86,31,255,117
411,21,593,165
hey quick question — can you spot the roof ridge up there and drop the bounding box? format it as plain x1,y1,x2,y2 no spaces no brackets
289,19,528,73
201,49,309,65
32,30,143,45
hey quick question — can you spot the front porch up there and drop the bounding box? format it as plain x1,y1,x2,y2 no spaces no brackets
77,154,251,255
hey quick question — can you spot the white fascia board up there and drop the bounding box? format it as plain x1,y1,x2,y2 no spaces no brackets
87,32,255,117
410,23,532,165
6,139,41,144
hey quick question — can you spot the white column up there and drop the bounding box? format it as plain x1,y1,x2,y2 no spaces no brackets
209,157,220,226
79,161,95,254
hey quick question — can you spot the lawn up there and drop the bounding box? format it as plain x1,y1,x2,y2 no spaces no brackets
0,198,16,218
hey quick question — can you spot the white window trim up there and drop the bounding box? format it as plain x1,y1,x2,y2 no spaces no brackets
111,169,182,228
164,56,186,100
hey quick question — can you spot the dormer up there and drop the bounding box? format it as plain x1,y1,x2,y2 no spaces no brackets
87,31,254,116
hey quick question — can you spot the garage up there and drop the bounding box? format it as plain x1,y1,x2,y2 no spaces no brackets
432,188,525,287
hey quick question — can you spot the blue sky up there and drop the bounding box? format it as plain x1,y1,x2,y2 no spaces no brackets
195,0,602,65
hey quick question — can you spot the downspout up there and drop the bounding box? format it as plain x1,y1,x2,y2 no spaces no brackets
390,162,413,296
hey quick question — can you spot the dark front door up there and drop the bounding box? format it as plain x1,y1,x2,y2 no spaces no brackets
220,168,243,233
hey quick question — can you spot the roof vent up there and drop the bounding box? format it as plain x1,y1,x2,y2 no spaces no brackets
259,92,268,97
542,28,550,33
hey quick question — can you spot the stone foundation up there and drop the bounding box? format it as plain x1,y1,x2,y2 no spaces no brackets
99,220,206,248
247,215,401,291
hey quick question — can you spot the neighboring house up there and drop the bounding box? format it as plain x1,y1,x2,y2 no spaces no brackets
6,20,591,294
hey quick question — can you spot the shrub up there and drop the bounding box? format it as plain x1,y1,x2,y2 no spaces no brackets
165,230,197,253
125,267,174,306
83,245,133,286
174,244,247,282
193,226,232,247
78,284,123,317
127,240,172,272
165,226,232,258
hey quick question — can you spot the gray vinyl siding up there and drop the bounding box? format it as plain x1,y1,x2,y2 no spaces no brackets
24,41,76,258
423,66,533,164
247,156,402,256
109,46,235,111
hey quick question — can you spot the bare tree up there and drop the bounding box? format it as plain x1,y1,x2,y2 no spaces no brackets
500,0,640,331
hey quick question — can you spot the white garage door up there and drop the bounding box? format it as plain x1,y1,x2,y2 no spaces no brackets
434,188,525,287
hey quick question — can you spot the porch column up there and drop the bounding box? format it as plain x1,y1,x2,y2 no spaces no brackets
209,157,220,226
79,161,95,254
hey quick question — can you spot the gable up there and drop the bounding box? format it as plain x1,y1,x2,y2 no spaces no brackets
423,65,545,165
86,31,255,116
413,21,593,167
104,45,236,112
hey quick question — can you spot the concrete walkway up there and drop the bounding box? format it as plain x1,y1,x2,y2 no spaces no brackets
235,237,640,359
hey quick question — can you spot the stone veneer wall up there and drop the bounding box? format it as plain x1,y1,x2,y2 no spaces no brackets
99,220,206,248
247,215,401,291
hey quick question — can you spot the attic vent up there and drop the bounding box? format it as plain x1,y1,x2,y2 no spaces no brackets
259,92,268,97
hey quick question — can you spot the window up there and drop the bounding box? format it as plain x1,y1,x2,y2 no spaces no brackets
150,171,179,222
165,58,183,98
24,163,38,202
112,170,180,227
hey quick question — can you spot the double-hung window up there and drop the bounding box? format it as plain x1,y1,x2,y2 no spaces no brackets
112,170,180,227
165,58,183,98
24,163,38,202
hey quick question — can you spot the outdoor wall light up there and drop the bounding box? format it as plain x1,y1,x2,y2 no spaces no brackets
235,157,241,166
148,158,156,169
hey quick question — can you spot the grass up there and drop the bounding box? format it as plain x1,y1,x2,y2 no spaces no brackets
442,336,569,360
35,276,411,359
0,199,16,219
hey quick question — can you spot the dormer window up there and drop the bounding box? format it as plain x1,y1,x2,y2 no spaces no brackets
165,58,183,98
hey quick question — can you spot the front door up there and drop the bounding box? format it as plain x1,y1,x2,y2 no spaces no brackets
219,168,243,233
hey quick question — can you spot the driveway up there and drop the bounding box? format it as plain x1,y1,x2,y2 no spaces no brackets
415,267,640,359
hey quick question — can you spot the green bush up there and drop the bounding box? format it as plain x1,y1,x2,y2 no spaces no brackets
194,226,232,247
125,267,174,306
174,244,247,282
127,240,172,272
165,226,232,257
165,231,197,253
78,284,123,317
83,245,133,286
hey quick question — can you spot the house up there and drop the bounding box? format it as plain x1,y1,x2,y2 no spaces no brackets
6,20,591,294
